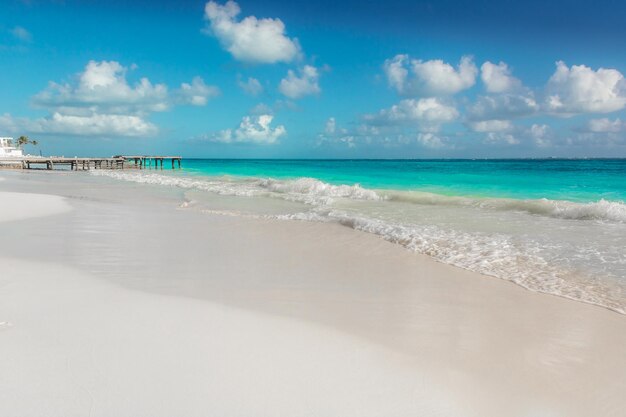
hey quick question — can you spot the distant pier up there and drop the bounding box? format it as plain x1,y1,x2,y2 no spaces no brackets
0,155,182,171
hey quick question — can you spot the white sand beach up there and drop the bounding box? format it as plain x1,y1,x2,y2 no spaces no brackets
1,171,625,417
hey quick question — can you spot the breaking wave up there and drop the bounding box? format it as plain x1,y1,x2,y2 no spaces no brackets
384,191,626,223
89,169,626,314
290,209,625,313
91,170,626,223
90,171,381,205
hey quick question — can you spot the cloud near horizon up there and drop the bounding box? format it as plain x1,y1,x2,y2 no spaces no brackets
364,98,459,132
384,55,477,96
544,61,626,115
332,55,626,152
585,118,624,133
205,114,286,144
0,60,218,137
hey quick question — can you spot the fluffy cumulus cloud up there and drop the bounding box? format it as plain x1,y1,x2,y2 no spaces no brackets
210,114,286,144
278,65,320,99
467,93,539,121
416,133,448,149
203,0,301,64
467,61,536,126
384,55,477,96
383,55,409,94
483,132,520,145
177,76,220,106
365,98,459,129
0,60,217,137
585,118,624,133
529,124,551,147
480,61,522,93
0,112,157,137
238,76,263,96
336,55,626,153
34,60,171,113
468,119,513,132
545,61,626,115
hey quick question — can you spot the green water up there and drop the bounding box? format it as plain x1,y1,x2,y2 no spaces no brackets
182,159,626,203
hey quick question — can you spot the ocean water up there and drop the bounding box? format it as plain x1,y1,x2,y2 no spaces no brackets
91,159,626,313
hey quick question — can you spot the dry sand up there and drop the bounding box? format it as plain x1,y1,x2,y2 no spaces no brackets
1,171,625,417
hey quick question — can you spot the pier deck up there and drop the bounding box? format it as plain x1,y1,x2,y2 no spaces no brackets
0,156,182,171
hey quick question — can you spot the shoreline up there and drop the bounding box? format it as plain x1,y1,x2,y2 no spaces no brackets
1,171,626,416
90,167,626,314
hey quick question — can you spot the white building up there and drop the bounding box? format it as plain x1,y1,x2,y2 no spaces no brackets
0,137,24,158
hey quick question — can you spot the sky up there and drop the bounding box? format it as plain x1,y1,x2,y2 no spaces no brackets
1,0,625,158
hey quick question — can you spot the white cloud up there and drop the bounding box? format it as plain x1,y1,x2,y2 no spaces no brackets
250,102,273,115
10,26,32,42
325,117,336,134
481,61,522,93
0,112,157,137
416,133,447,149
278,65,320,99
586,118,624,133
545,61,626,115
317,134,356,148
1,60,217,138
316,117,356,148
203,0,301,64
238,76,264,96
383,55,409,94
177,76,220,106
210,114,286,144
365,98,459,129
384,55,477,96
317,117,455,150
468,119,513,132
34,60,170,113
412,56,477,96
483,132,520,145
338,136,356,148
467,93,538,121
529,124,551,147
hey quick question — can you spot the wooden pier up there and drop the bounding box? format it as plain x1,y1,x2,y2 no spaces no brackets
0,156,182,171
116,155,182,170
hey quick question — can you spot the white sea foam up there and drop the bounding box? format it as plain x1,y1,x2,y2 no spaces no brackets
384,191,626,223
258,177,381,204
92,170,626,223
276,209,625,314
90,170,626,313
90,171,381,205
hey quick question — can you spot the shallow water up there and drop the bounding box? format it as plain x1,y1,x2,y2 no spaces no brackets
90,159,626,313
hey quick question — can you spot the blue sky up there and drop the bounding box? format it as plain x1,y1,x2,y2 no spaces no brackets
1,0,625,158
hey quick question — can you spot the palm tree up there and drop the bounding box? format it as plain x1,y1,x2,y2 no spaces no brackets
16,135,38,149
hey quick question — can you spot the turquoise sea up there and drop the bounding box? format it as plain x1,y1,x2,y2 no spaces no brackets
93,159,626,313
181,159,626,202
